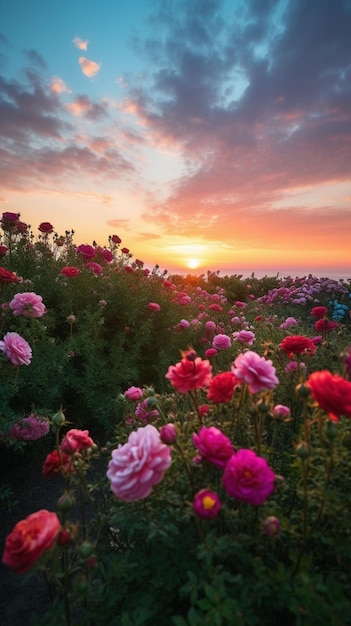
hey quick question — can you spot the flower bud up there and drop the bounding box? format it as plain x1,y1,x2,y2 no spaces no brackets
78,541,95,559
145,396,158,409
295,441,310,459
323,420,338,441
160,423,177,444
57,492,75,513
263,515,280,536
74,576,88,595
52,408,66,426
296,383,310,398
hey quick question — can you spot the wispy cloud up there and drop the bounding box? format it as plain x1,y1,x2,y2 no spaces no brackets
78,56,101,78
73,37,89,51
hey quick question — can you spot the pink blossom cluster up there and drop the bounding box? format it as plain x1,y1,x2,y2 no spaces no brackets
7,414,50,441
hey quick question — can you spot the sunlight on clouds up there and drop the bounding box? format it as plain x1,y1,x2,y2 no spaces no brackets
78,56,101,78
50,76,71,94
73,37,89,51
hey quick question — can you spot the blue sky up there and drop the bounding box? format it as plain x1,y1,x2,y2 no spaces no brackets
1,0,351,275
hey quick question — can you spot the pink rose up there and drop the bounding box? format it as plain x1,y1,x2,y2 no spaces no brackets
2,510,60,574
102,249,113,262
106,424,172,501
85,261,103,275
273,404,291,419
159,423,177,444
193,489,221,519
192,426,234,469
61,429,94,454
9,292,46,318
7,414,50,441
232,350,279,393
222,449,276,506
0,332,32,366
148,302,160,311
124,386,143,401
232,330,255,345
212,334,231,350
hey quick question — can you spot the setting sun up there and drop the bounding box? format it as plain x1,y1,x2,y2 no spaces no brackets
187,258,201,269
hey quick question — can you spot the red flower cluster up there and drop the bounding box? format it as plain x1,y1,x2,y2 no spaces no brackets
279,335,316,358
311,306,328,318
314,319,339,332
61,266,80,277
307,370,351,421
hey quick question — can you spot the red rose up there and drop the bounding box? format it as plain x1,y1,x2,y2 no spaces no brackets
121,247,129,254
61,266,80,277
0,267,21,283
2,211,20,223
314,319,339,332
38,222,54,233
307,370,351,421
311,306,328,318
16,221,28,233
2,510,60,574
279,335,316,358
42,449,74,477
111,234,121,244
207,371,238,403
0,245,8,256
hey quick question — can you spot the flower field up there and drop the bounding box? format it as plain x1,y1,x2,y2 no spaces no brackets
1,212,351,625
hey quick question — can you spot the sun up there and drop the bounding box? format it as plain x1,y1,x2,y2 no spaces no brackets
187,258,201,269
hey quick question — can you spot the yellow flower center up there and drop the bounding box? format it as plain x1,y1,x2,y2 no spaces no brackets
202,495,216,510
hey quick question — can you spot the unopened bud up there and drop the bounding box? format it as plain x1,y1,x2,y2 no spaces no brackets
263,516,280,537
296,383,310,398
295,441,310,459
52,408,66,426
57,492,75,513
160,423,177,445
78,541,95,559
323,420,338,441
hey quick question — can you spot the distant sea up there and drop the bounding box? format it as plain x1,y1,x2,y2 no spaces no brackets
217,268,351,281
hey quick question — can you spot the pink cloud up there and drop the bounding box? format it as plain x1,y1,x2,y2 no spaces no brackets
51,76,70,94
73,37,89,51
78,56,101,78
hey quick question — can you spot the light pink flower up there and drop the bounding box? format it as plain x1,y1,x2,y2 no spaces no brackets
106,424,172,501
279,316,298,330
232,351,279,393
9,292,46,318
232,330,255,345
192,426,234,469
124,386,143,401
193,489,221,519
222,449,276,506
0,332,32,366
7,414,50,441
212,333,231,350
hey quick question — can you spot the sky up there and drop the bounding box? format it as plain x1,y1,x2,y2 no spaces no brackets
0,0,351,278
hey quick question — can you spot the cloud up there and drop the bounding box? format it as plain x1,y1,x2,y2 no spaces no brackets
73,37,89,51
106,219,130,229
66,95,108,119
0,67,136,192
137,231,162,241
51,76,71,94
127,0,351,245
78,56,101,78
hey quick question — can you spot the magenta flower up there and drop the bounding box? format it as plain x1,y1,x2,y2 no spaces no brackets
76,244,96,260
273,404,291,419
193,489,222,519
148,302,160,311
232,330,255,345
135,399,159,422
222,449,276,506
212,333,231,350
159,423,177,444
124,386,143,401
205,347,218,358
0,332,32,366
9,292,46,318
106,424,172,502
192,426,234,469
85,261,103,275
7,414,50,441
232,350,279,393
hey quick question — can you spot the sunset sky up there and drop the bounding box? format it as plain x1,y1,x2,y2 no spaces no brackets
1,0,350,277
